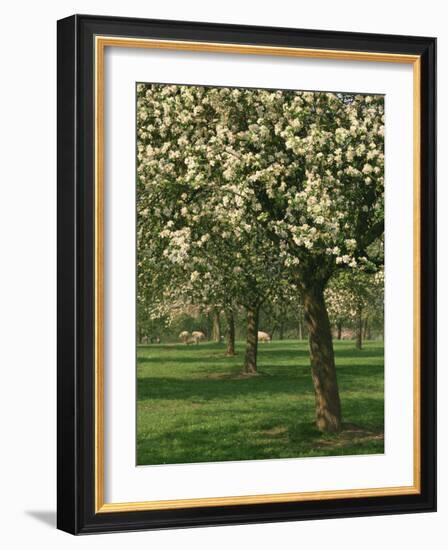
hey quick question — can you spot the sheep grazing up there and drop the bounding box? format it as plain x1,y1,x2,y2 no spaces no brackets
179,330,190,344
258,331,271,343
191,331,206,344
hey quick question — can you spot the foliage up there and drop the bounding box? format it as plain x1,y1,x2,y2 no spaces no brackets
136,84,385,318
325,268,384,329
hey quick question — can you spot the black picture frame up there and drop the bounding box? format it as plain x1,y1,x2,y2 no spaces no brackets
57,14,436,535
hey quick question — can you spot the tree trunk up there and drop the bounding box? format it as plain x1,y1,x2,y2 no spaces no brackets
298,312,303,340
355,307,363,350
225,309,235,356
363,318,369,340
302,284,342,433
212,309,221,342
205,314,212,339
279,321,285,340
243,305,259,374
337,322,342,340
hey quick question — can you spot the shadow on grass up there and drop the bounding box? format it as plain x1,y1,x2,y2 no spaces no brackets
137,418,319,465
137,363,383,400
334,346,384,359
137,372,313,402
137,412,384,465
136,341,385,464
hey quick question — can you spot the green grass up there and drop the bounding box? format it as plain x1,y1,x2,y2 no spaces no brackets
137,340,384,465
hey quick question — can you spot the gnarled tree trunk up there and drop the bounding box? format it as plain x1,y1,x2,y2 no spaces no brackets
302,284,342,433
225,309,235,356
212,309,221,342
243,305,259,374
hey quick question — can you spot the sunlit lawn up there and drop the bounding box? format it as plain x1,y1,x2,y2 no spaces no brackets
137,340,384,465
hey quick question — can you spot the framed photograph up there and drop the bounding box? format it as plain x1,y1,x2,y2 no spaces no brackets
57,14,436,534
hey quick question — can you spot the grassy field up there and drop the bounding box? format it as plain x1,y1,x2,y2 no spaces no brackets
137,340,384,465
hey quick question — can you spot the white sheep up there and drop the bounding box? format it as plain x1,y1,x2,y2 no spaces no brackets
179,330,190,344
191,331,206,344
258,331,271,343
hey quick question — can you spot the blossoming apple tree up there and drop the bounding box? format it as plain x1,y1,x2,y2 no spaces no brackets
137,85,288,372
137,83,384,432
326,268,384,348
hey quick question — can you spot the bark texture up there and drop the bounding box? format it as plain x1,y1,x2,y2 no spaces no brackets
244,305,259,374
212,310,221,342
363,318,370,340
302,284,342,433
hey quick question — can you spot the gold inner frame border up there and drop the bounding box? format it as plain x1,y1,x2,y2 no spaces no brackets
94,35,421,513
